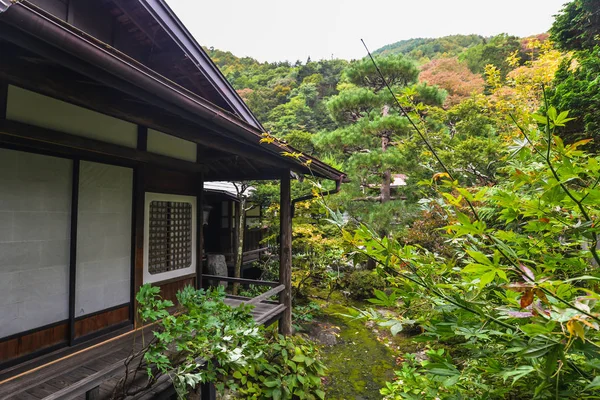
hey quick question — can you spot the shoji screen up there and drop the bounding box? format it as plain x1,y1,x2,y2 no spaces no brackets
0,149,72,338
75,161,133,317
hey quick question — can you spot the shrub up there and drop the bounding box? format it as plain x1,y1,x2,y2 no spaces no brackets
342,270,386,300
125,284,326,400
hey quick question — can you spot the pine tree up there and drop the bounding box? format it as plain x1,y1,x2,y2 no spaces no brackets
315,55,444,234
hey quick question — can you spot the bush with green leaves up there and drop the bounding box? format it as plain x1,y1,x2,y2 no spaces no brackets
341,269,387,300
326,102,600,399
125,284,326,400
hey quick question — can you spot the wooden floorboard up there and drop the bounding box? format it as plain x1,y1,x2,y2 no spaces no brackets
0,297,283,400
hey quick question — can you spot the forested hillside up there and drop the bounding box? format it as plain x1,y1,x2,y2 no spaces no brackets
372,34,485,61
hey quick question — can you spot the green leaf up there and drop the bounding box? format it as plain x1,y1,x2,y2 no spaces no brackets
521,342,556,359
531,113,548,125
585,376,600,391
466,250,493,266
520,322,556,337
500,366,535,385
390,323,404,336
479,270,497,288
428,367,460,377
264,379,280,388
292,354,306,363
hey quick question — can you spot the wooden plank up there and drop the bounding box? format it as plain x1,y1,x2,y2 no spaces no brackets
279,171,292,335
255,304,286,326
245,285,285,306
25,383,57,399
44,367,98,390
74,306,130,339
0,325,131,383
202,275,279,287
0,322,68,366
157,276,195,306
40,359,127,400
0,330,136,395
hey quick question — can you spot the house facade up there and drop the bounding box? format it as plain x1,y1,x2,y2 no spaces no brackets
0,0,344,382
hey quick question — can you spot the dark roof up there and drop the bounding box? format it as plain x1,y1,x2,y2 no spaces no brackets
138,0,264,129
0,0,346,182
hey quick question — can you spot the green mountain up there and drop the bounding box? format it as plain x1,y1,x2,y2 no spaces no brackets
372,34,485,61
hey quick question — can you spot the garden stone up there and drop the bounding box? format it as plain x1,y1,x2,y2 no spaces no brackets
207,254,228,287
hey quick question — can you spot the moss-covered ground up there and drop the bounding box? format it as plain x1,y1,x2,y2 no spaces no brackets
309,294,413,400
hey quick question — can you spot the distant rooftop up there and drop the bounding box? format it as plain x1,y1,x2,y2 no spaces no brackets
204,181,255,200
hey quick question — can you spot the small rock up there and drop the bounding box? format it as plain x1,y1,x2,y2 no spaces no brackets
413,350,429,362
315,331,338,346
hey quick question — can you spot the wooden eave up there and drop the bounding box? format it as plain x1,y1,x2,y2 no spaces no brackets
0,2,346,182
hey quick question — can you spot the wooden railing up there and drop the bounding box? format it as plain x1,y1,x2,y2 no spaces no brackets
202,274,286,326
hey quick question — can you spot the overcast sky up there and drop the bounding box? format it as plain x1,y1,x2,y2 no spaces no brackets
165,0,569,63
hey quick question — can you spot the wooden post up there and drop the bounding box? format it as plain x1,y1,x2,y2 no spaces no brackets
68,159,80,345
197,173,204,289
85,387,100,400
279,170,292,335
131,128,146,324
200,382,216,400
132,166,145,327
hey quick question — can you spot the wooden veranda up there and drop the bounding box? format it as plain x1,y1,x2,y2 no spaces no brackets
0,290,284,400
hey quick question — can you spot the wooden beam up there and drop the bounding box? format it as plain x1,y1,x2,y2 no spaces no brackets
0,80,7,120
112,0,163,50
69,160,80,346
137,125,148,151
255,304,286,325
245,285,285,306
201,275,279,287
279,171,292,335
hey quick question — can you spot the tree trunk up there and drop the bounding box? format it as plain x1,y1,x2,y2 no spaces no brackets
233,199,245,295
380,105,391,204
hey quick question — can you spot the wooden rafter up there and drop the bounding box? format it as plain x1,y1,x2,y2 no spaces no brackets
111,0,163,50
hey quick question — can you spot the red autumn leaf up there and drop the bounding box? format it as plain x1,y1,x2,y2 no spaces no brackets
520,289,534,309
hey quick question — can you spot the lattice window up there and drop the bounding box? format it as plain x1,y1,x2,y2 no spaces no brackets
148,201,193,275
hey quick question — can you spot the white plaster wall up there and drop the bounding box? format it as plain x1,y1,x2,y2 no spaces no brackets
0,149,72,339
147,129,197,163
6,85,138,149
75,161,133,317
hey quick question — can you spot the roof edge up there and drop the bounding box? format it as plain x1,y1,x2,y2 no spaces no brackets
139,0,264,130
1,2,346,182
